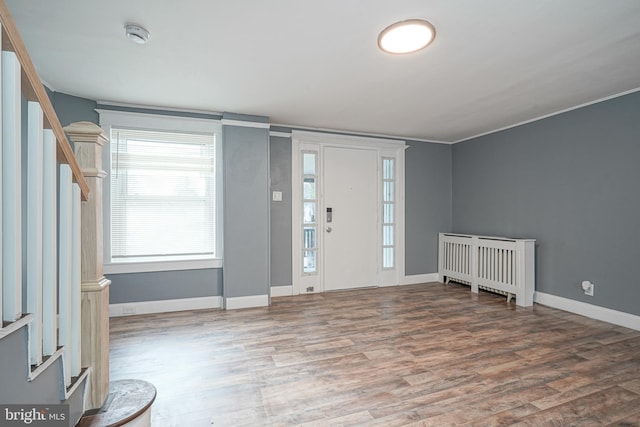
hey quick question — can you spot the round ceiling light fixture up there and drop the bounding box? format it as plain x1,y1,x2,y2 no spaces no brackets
125,24,150,44
378,19,436,54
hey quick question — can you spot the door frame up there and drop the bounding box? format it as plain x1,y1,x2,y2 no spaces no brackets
291,130,406,295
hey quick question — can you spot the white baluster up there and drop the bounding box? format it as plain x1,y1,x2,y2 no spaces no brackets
437,234,443,282
71,183,81,376
27,101,44,366
1,50,21,322
470,237,478,293
0,25,3,326
42,130,57,355
465,244,470,275
58,164,73,386
508,250,513,285
498,249,503,284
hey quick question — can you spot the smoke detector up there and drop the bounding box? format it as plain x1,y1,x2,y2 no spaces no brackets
125,24,150,44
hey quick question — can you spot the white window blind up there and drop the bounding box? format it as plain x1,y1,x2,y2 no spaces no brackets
110,127,217,261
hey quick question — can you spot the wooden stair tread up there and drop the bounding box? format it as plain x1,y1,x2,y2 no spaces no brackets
79,379,156,427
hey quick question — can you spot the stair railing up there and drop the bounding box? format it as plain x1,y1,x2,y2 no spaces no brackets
0,0,90,397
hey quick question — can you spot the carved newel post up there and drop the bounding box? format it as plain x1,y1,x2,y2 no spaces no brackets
65,121,111,410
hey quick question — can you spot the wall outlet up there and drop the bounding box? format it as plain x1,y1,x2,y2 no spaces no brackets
581,280,594,296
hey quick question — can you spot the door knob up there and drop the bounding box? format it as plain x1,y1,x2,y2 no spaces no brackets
326,227,332,233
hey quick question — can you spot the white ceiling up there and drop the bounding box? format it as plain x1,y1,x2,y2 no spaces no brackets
7,0,640,143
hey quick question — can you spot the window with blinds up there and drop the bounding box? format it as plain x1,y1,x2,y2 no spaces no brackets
110,127,217,262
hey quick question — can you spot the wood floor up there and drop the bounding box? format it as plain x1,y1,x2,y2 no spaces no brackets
109,283,640,426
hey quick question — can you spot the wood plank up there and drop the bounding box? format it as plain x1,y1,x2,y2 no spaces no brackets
108,283,640,426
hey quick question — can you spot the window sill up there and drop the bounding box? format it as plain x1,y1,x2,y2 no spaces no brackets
104,257,222,274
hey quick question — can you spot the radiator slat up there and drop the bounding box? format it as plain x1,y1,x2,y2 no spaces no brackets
438,233,535,307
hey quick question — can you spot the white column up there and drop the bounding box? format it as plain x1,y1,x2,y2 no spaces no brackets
1,50,21,322
58,164,73,386
27,101,44,365
42,130,58,355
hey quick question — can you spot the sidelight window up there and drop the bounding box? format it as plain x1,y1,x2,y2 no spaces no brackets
302,152,318,273
382,157,395,269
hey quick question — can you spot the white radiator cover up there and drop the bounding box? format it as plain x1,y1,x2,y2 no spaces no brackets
438,233,535,307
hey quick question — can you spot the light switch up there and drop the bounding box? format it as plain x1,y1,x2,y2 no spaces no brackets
272,191,283,202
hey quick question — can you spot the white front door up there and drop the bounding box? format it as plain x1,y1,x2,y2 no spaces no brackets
323,147,378,290
291,131,406,295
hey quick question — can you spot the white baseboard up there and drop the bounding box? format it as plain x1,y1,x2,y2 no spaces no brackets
403,273,439,285
271,285,293,297
534,292,640,331
225,294,269,310
109,296,222,317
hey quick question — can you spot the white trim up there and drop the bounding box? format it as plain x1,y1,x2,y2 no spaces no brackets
225,294,269,310
270,285,293,297
221,119,270,129
40,78,56,93
109,296,222,317
403,273,439,285
97,100,222,116
105,258,222,274
292,130,406,149
63,367,90,401
0,314,34,341
269,131,292,138
98,110,224,270
455,87,640,143
28,347,63,382
534,292,640,331
274,123,450,145
97,109,220,130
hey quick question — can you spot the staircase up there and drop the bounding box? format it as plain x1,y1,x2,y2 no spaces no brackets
0,1,92,425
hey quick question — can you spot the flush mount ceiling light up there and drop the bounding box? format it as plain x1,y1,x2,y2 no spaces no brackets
125,24,150,44
378,19,436,54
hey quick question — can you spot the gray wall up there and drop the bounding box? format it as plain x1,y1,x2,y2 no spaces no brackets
452,91,640,316
405,140,453,275
109,269,223,304
270,135,292,287
0,327,86,426
265,131,453,282
51,92,98,126
223,116,271,299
